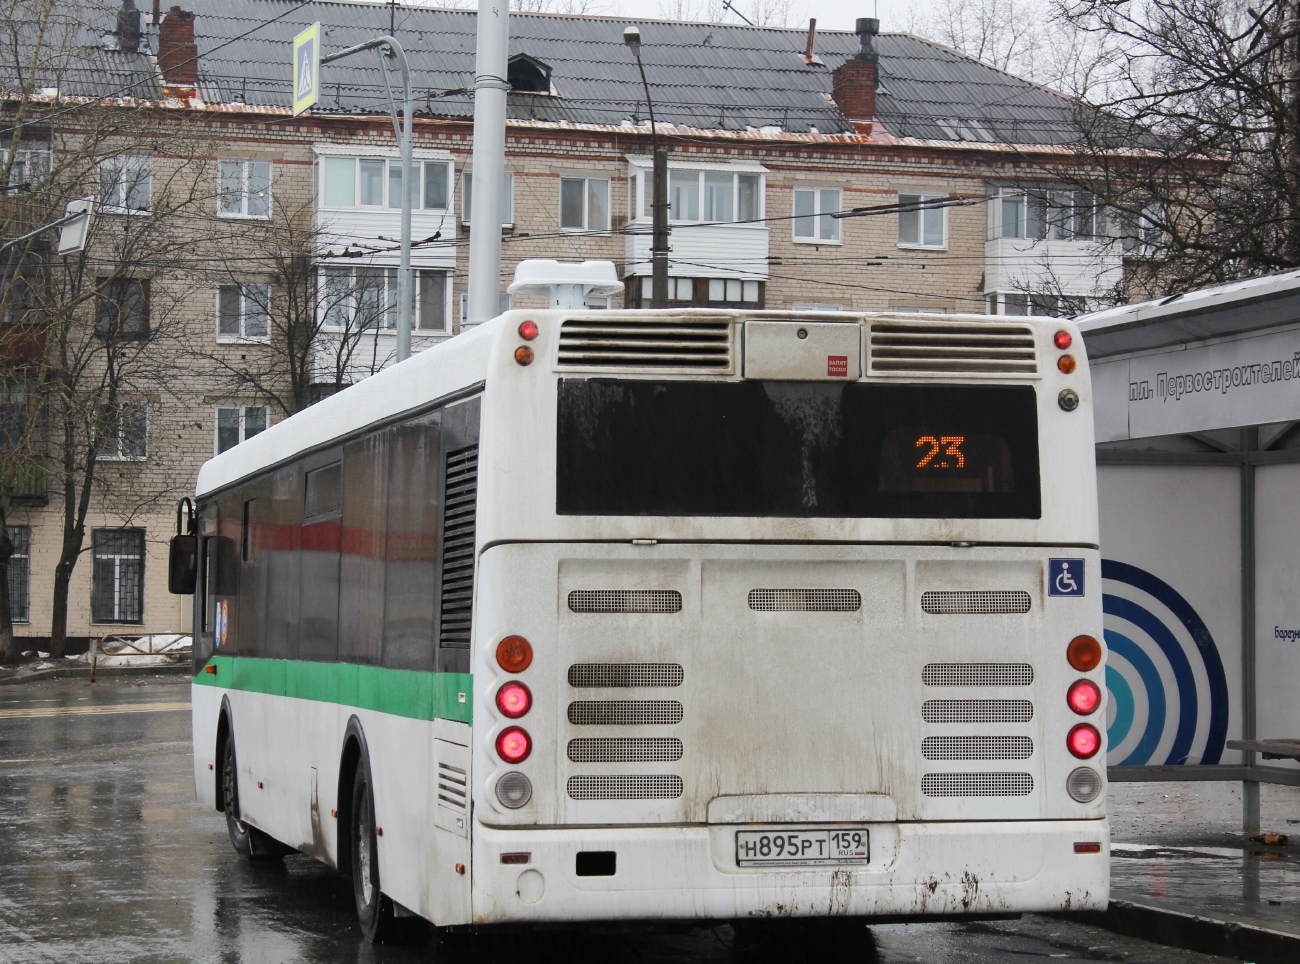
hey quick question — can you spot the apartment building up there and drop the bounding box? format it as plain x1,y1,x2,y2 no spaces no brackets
1,0,1143,644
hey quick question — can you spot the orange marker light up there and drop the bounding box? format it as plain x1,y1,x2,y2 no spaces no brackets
1057,354,1077,374
514,346,534,366
518,320,539,340
1067,635,1103,672
205,664,217,675
496,635,533,673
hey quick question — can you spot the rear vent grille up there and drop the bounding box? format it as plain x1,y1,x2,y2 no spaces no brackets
748,589,862,612
923,663,1034,686
922,736,1034,761
869,322,1037,374
922,772,1035,797
922,699,1034,723
568,663,684,688
568,700,684,725
567,774,685,800
436,762,468,811
568,738,684,763
438,445,478,648
558,318,732,370
921,590,1031,614
568,590,683,614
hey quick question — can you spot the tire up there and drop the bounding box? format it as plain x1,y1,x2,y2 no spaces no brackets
350,756,399,942
221,727,286,861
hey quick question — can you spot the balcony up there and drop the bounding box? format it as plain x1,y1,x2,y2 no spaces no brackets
307,328,450,388
625,219,768,283
7,460,48,506
985,237,1123,301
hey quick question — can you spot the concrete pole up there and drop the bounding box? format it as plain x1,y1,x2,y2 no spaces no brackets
467,0,510,325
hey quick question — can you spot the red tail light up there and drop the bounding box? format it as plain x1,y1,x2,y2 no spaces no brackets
1067,679,1102,715
496,726,532,763
1068,723,1102,759
496,681,532,719
1054,330,1073,350
518,320,539,340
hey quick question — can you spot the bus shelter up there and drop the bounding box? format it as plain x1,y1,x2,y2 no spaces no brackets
1078,272,1300,831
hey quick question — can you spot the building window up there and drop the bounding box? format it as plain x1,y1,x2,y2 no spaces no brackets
7,147,49,192
5,525,30,623
987,292,1086,317
217,284,270,341
218,159,271,218
96,402,148,460
793,187,841,243
461,172,514,225
96,279,148,337
1,384,29,450
1121,204,1163,256
320,156,452,211
667,170,762,223
560,177,610,231
321,268,450,333
216,405,268,454
98,155,151,212
638,277,696,303
4,259,44,325
898,193,947,248
91,528,144,624
707,279,761,304
990,188,1103,242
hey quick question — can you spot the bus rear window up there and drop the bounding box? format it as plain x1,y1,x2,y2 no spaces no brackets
556,380,1040,519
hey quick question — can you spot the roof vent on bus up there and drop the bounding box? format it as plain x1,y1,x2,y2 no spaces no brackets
869,320,1037,374
557,318,733,371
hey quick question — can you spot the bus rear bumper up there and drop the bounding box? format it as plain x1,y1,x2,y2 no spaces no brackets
469,818,1109,924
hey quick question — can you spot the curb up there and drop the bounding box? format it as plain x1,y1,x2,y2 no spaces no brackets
0,663,192,685
1074,897,1300,964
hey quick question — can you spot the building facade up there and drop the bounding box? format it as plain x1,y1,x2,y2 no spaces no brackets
1,0,1145,644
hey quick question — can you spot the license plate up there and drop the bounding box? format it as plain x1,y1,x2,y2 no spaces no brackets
735,828,870,867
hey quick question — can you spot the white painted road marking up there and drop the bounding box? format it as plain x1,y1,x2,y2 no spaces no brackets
0,701,191,720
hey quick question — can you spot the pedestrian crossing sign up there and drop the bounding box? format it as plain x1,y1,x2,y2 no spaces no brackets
292,22,320,116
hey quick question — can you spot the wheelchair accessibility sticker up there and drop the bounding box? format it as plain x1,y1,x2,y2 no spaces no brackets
1049,558,1085,597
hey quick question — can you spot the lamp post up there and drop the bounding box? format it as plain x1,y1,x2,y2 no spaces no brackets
623,26,669,309
321,36,414,361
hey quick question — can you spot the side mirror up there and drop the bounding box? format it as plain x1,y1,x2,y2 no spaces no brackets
169,497,197,594
168,534,197,594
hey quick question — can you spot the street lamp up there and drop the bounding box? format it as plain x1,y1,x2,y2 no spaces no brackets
623,26,670,309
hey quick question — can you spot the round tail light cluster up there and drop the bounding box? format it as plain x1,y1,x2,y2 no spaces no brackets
1068,723,1102,759
1067,635,1102,671
496,726,532,764
1067,766,1103,803
496,681,532,718
1067,679,1102,715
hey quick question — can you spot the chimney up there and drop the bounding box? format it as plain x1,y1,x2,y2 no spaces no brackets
115,0,141,53
832,17,879,134
158,7,198,87
152,0,161,26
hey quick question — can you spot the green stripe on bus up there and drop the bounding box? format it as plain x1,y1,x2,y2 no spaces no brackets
194,656,473,724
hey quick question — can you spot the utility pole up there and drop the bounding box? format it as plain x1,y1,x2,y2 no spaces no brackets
467,0,510,325
624,27,669,308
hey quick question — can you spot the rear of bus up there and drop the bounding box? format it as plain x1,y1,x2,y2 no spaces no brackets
469,310,1107,922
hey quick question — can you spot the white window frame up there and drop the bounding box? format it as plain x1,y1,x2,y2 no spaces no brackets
320,267,453,334
461,171,514,227
666,169,764,224
90,528,145,624
216,283,270,342
897,192,947,250
96,401,148,461
559,176,611,232
317,156,452,211
7,147,50,192
215,404,269,455
98,155,151,214
5,525,29,623
218,159,271,218
793,187,842,244
707,278,761,304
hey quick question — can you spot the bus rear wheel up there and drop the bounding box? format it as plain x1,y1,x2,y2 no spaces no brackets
350,757,399,942
220,729,287,861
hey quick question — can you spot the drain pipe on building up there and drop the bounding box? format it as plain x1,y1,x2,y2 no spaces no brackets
466,0,510,326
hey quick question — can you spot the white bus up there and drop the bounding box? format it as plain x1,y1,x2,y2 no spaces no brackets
176,267,1108,940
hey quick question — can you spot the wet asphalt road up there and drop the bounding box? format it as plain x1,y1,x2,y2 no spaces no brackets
0,677,1244,964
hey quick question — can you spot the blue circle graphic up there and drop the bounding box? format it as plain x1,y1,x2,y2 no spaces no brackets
1101,560,1230,767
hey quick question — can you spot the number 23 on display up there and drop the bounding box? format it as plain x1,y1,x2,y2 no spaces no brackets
915,435,965,469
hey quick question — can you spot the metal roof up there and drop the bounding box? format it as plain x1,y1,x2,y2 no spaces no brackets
1079,270,1300,358
10,0,1087,145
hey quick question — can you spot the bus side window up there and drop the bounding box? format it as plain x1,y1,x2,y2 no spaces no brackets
383,412,441,670
300,460,343,663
